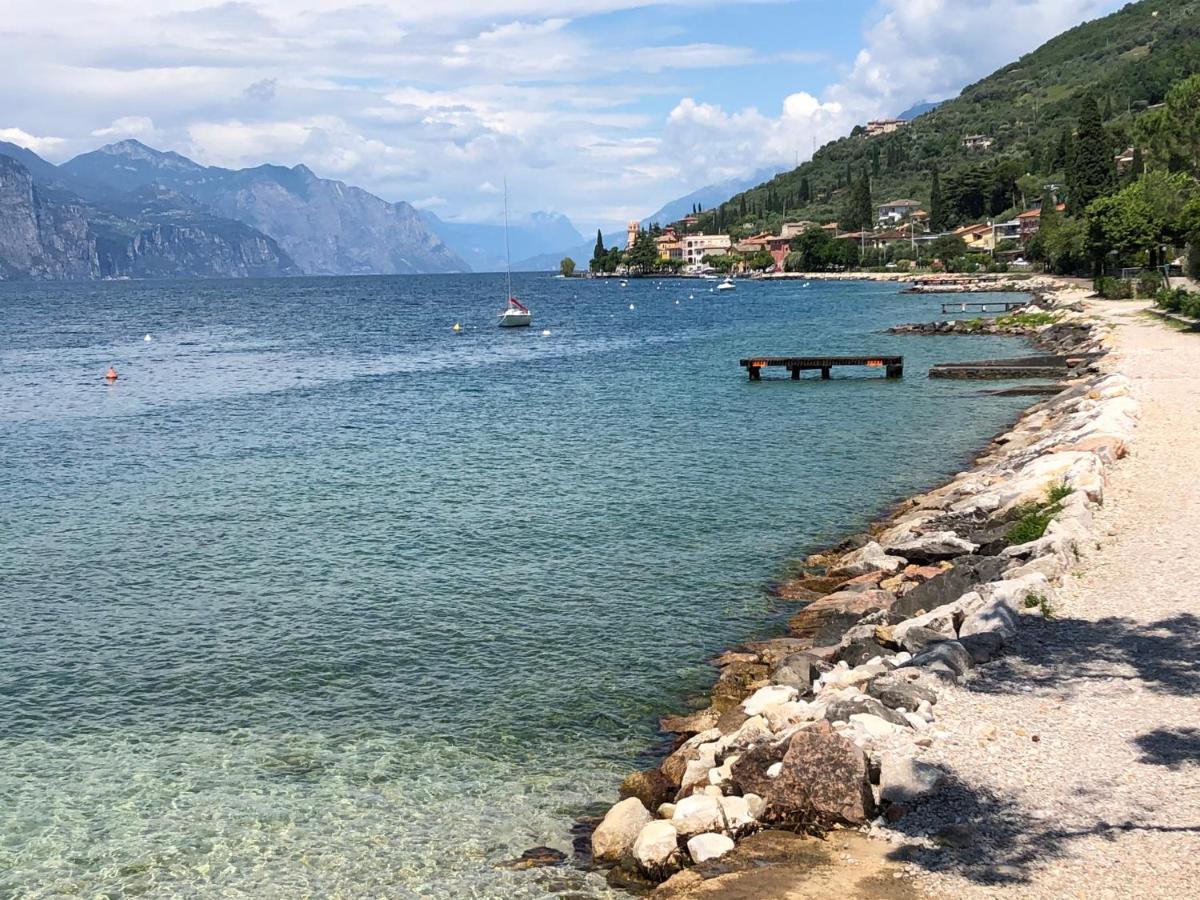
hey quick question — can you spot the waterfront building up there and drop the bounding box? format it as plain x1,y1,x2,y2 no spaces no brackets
877,199,923,225
682,233,732,264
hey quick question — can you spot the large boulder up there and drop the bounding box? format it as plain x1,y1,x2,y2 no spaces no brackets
897,625,953,655
619,768,677,811
867,672,938,711
904,640,974,679
710,661,770,712
788,590,897,647
592,797,654,864
632,820,683,878
731,721,874,827
742,685,798,716
830,541,907,577
834,638,892,667
670,793,726,838
770,652,820,692
889,556,1009,621
824,695,909,728
882,531,979,564
880,755,943,804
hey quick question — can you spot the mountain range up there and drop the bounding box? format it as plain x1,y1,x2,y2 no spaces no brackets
0,139,467,280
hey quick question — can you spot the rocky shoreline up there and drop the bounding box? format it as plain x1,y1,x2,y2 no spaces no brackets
583,281,1137,894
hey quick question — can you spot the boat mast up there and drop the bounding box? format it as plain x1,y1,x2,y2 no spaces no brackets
503,177,513,302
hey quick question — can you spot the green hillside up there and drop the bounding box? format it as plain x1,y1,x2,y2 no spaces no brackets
695,0,1200,234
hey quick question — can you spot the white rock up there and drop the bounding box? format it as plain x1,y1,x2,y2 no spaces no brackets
880,755,942,804
687,832,736,863
766,762,783,778
917,700,934,722
671,793,725,838
763,700,818,732
632,820,681,876
592,797,653,863
903,712,930,731
831,541,907,576
657,802,676,819
716,715,772,753
744,793,767,819
850,713,907,738
719,794,756,834
742,685,798,716
882,530,979,559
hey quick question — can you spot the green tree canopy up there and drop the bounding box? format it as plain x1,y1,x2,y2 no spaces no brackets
1068,94,1115,215
560,257,576,277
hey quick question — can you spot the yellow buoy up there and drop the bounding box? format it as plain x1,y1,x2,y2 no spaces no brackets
452,322,462,333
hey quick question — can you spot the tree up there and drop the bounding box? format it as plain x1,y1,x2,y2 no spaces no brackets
590,230,605,271
627,231,659,273
1068,94,1114,215
1050,128,1073,173
929,168,945,231
926,233,968,263
1136,75,1200,177
841,171,873,232
560,257,576,277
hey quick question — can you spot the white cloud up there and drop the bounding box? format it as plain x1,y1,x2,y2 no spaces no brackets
91,116,157,138
658,0,1125,186
0,127,67,155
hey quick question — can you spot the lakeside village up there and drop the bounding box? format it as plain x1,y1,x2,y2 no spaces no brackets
570,78,1200,318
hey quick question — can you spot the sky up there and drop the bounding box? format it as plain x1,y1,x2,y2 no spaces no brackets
1,0,1127,232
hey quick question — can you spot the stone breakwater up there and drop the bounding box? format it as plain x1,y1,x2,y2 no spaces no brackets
587,300,1137,893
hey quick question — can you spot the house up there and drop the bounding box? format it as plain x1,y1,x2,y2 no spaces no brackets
993,219,1021,244
655,231,683,262
1115,146,1137,175
1016,203,1066,243
780,221,818,239
820,222,840,234
735,232,793,267
835,228,912,251
866,118,906,137
952,223,995,253
682,233,732,264
877,199,923,224
962,134,994,151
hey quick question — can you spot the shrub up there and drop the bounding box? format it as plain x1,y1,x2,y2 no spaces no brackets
996,311,1059,328
1094,276,1134,300
1005,482,1072,546
1156,287,1200,318
1136,269,1163,297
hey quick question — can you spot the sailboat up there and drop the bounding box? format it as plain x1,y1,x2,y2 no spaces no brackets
497,180,533,328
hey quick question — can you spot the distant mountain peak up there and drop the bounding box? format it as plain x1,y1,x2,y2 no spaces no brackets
97,139,203,171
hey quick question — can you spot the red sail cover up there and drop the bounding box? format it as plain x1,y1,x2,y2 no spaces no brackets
507,297,529,312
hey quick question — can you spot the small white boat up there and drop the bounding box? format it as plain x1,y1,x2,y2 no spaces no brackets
498,296,532,328
717,277,736,291
496,180,532,328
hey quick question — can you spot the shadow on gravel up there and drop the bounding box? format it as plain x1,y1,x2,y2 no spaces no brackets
959,612,1200,699
885,767,1200,885
1133,727,1200,769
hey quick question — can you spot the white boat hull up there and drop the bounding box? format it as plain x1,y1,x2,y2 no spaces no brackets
498,310,533,327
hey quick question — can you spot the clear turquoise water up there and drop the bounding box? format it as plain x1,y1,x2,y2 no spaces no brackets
0,275,1032,898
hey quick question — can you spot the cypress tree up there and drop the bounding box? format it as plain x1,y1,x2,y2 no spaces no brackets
929,168,944,232
841,171,873,232
871,144,881,177
1068,95,1114,215
592,229,605,267
799,176,811,204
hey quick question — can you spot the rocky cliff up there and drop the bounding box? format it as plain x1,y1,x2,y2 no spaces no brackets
61,141,468,275
0,154,297,280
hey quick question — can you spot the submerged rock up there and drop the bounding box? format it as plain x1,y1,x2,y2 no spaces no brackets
497,846,567,870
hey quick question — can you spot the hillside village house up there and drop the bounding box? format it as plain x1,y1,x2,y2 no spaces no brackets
877,199,923,224
682,233,732,264
734,232,793,267
781,221,818,239
866,118,906,137
953,223,996,253
655,231,683,262
962,134,995,151
1017,203,1067,243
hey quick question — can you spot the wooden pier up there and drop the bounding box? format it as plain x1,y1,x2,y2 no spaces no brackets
739,355,904,381
938,300,1027,314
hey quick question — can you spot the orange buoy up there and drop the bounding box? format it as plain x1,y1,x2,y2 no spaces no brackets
105,367,118,381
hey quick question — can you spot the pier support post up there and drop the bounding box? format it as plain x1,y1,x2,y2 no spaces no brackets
821,367,831,380
887,364,903,378
748,366,762,381
790,366,801,380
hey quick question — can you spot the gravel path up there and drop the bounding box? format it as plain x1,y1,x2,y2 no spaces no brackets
881,300,1200,898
